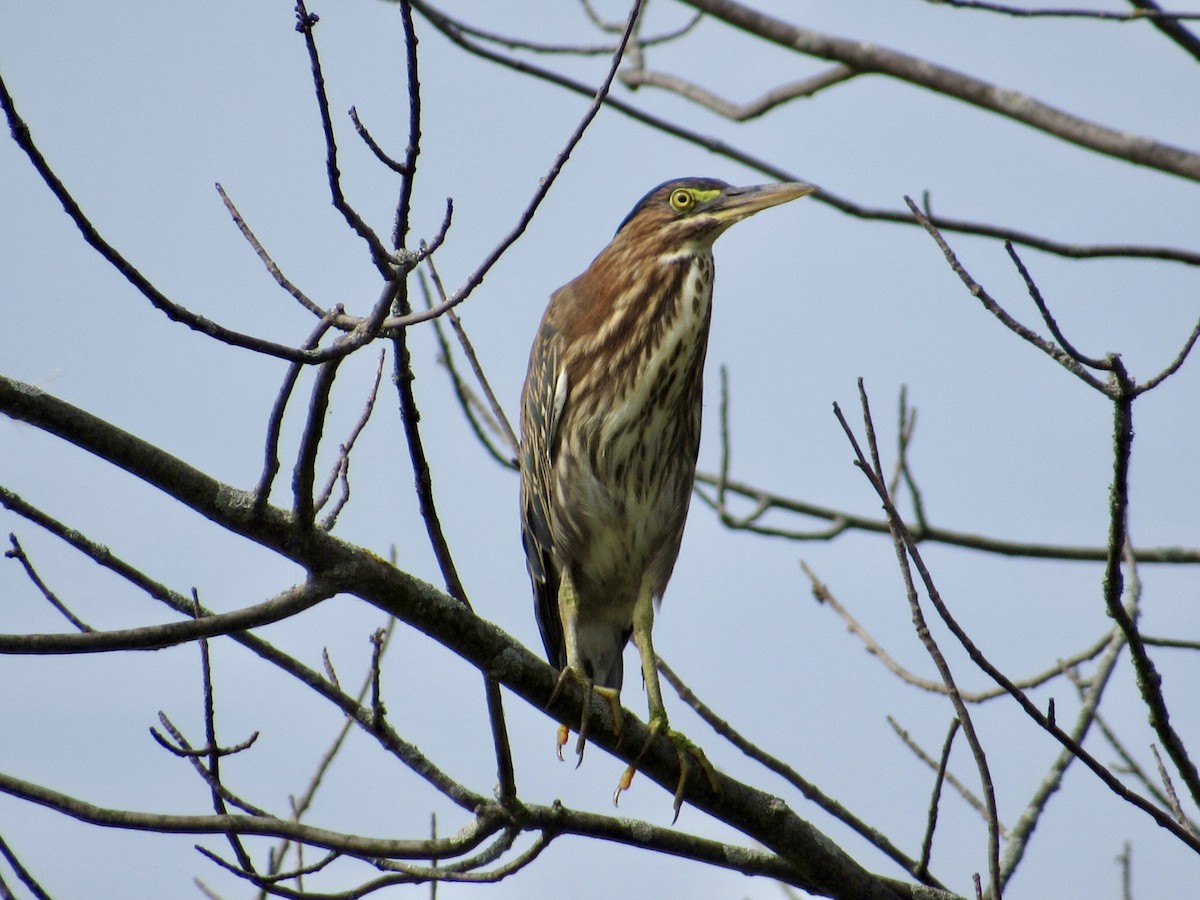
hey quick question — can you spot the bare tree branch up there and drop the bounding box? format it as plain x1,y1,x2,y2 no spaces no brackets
0,578,336,655
906,197,1112,394
619,64,858,120
217,182,327,319
834,384,1002,898
294,0,393,274
1126,0,1200,59
917,718,961,880
316,350,388,529
0,771,505,861
412,2,1200,267
695,470,1200,563
1101,364,1200,808
888,717,1004,838
422,258,518,456
0,70,356,365
293,357,346,529
0,834,52,900
254,309,342,512
659,659,946,891
0,481,487,815
999,625,1129,888
816,379,1200,854
0,373,940,900
5,533,93,632
925,0,1200,22
682,0,1200,182
801,561,1116,702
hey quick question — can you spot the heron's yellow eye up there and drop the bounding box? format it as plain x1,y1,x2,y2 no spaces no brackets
669,189,694,212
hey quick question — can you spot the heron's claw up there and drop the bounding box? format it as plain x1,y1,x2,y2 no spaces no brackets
613,718,719,822
555,724,571,762
548,667,622,765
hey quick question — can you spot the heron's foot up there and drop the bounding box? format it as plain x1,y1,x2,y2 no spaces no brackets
547,667,623,766
613,718,719,822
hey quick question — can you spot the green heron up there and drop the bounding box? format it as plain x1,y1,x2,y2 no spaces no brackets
519,177,814,811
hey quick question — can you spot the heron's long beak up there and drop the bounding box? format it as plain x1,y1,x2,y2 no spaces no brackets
715,181,817,223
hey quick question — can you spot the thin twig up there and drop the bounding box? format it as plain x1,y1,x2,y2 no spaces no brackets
895,386,928,531
255,308,343,513
1101,366,1200,809
292,357,345,530
1006,243,1111,370
349,106,410,174
421,255,518,455
1143,635,1200,651
1116,841,1133,900
0,579,336,655
1151,744,1198,836
999,625,1129,888
926,0,1200,20
392,0,423,252
5,534,93,631
315,349,388,529
1134,314,1200,395
835,384,1003,897
0,834,52,900
822,389,1200,854
801,561,1113,702
917,718,961,878
618,65,857,120
153,713,271,820
369,627,388,728
434,6,699,55
411,2,1200,266
659,659,947,888
717,366,732,513
294,0,393,273
149,724,259,759
888,717,1003,838
429,303,516,468
1093,710,1176,817
906,197,1110,394
386,0,520,814
216,183,326,318
694,469,1200,562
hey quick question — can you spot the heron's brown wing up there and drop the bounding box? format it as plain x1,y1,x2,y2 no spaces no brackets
519,319,567,671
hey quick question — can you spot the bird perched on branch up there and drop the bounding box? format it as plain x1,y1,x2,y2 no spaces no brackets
519,177,814,813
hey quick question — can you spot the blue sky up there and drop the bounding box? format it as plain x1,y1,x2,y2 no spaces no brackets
2,2,1198,897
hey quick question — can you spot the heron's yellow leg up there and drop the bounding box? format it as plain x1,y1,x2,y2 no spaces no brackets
546,569,623,764
614,582,719,820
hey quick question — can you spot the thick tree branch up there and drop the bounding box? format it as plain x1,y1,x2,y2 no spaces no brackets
0,374,926,900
